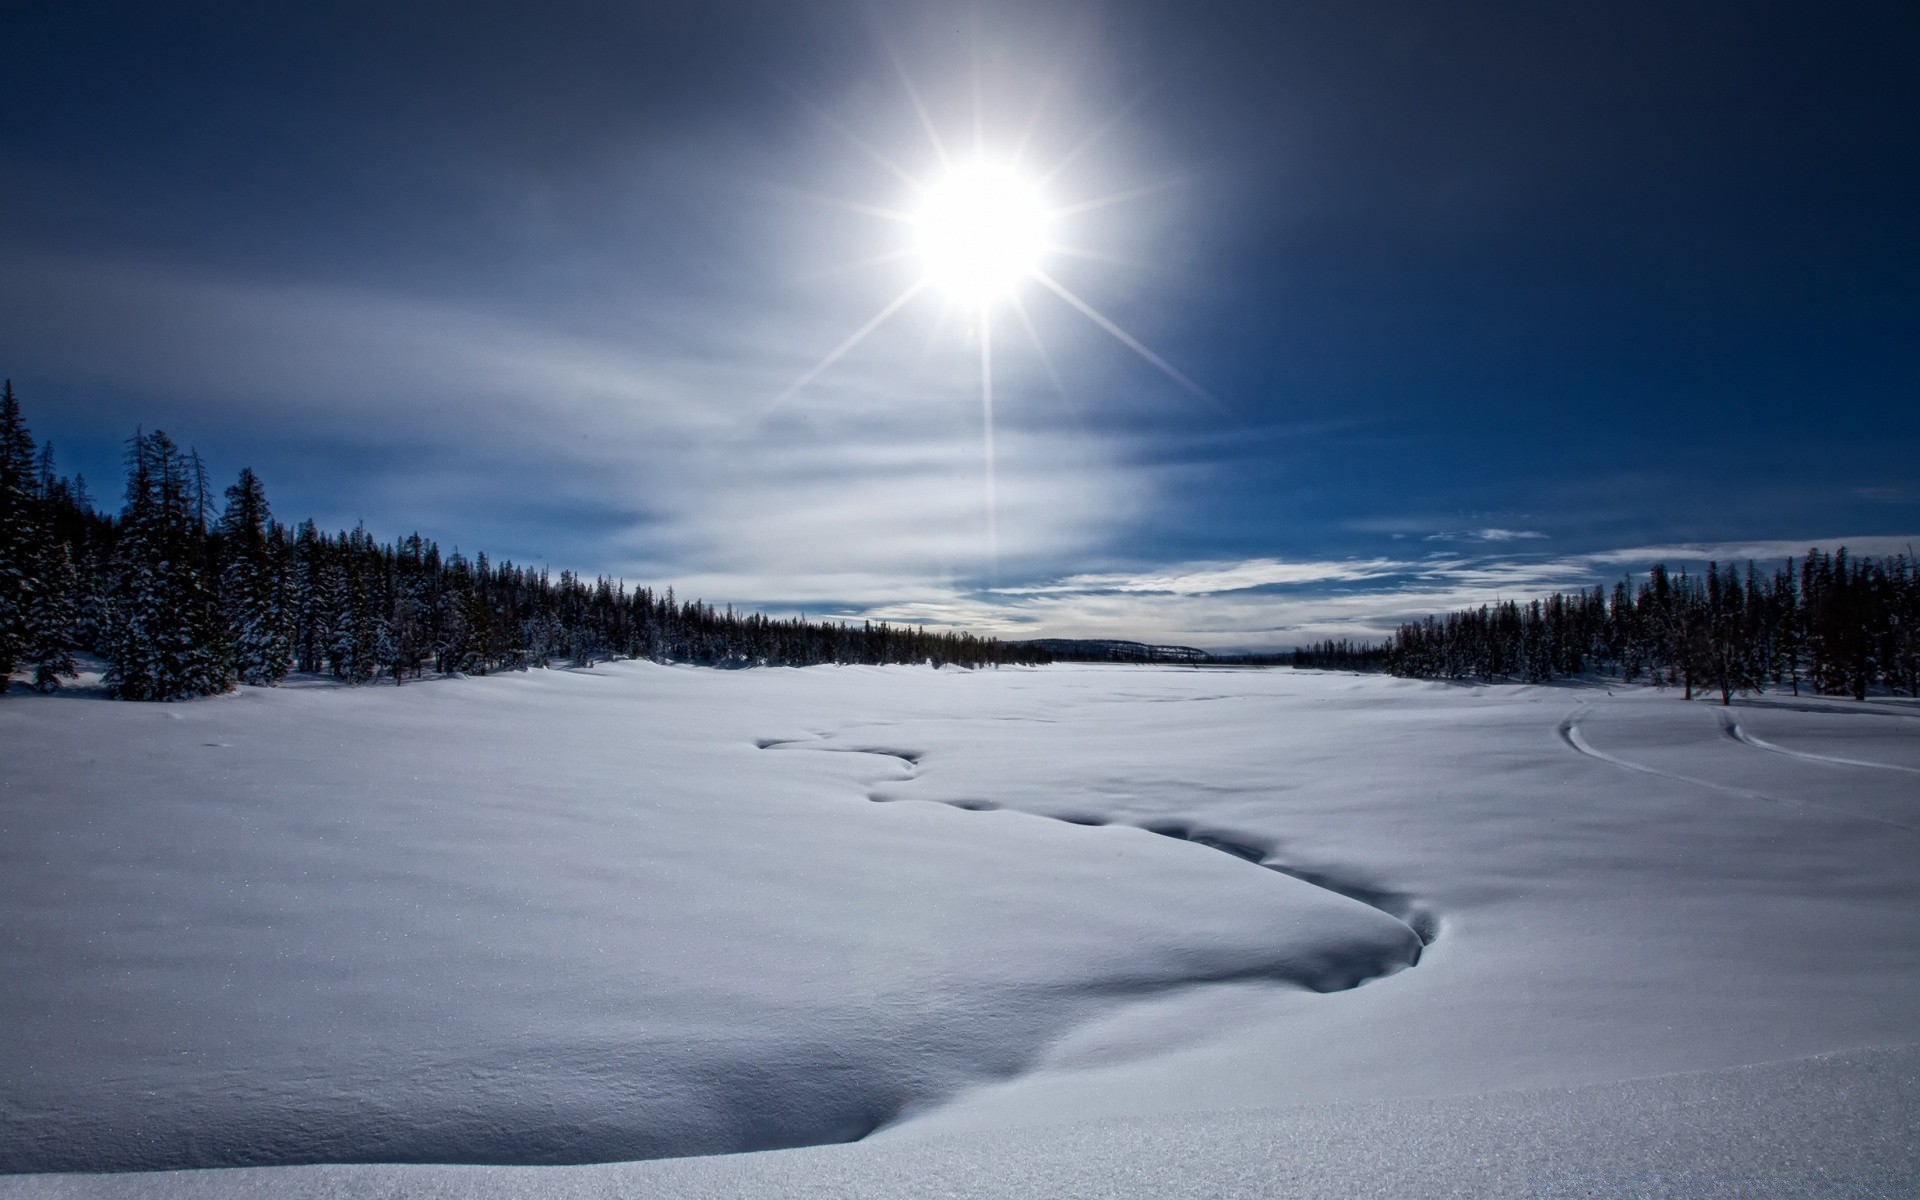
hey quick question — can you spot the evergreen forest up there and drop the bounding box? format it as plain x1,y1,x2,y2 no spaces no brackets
3,386,1915,704
1368,552,1920,702
0,386,1043,700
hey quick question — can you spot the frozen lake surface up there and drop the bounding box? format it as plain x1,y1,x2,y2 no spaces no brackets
2,663,1916,1195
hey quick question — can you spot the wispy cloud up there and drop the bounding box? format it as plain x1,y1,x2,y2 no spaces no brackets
1423,527,1550,543
1,247,1167,592
752,536,1920,652
15,249,1915,655
991,556,1403,595
1577,537,1920,567
1851,487,1910,505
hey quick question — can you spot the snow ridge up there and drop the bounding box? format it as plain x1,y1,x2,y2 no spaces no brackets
758,735,1438,977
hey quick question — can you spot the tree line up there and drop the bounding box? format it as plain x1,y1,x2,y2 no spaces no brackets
0,385,1049,700
1372,551,1920,702
1289,638,1391,672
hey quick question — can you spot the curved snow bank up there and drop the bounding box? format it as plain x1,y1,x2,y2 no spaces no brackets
767,735,1441,957
1135,819,1440,947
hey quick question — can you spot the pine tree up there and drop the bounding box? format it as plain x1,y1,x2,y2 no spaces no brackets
290,520,324,673
26,541,79,691
1773,559,1802,695
24,440,83,691
217,468,292,685
0,380,42,690
104,431,235,700
317,553,352,678
1702,561,1763,705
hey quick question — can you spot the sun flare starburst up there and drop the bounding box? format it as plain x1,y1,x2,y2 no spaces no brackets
777,57,1210,571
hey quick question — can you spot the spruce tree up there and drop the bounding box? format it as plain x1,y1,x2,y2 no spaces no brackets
1702,561,1763,705
217,468,292,685
104,431,235,700
0,381,41,690
26,542,79,691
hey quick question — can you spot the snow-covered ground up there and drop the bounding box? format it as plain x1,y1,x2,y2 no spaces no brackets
2,663,1916,1196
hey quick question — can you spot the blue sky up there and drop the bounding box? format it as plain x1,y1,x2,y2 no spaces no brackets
4,2,1916,649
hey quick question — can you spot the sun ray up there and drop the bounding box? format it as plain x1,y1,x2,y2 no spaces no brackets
979,303,998,574
1006,291,1071,408
1049,177,1189,219
785,88,928,191
767,279,931,414
1030,269,1218,405
1046,243,1160,271
1010,75,1058,167
779,187,917,225
878,36,951,171
1036,78,1164,187
1009,290,1101,475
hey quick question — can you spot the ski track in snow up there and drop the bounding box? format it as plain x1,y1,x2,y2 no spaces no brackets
1716,710,1920,775
1557,706,1920,835
1729,696,1920,722
757,735,1441,957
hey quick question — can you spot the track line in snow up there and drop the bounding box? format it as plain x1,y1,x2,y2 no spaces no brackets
1729,696,1920,722
1716,710,1920,775
1557,707,1920,835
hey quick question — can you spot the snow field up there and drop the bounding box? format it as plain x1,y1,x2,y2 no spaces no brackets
1,664,1415,1172
2,662,1916,1193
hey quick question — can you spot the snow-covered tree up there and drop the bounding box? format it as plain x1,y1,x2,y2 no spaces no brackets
217,468,292,685
0,381,40,689
25,541,79,691
104,431,234,701
1702,561,1764,705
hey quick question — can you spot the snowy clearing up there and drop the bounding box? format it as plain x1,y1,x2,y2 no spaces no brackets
2,663,1916,1196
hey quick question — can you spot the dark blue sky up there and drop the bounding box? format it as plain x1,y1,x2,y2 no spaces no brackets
5,2,1917,647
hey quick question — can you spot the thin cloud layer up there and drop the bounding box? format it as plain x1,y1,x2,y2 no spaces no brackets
4,246,1157,592
993,557,1403,596
1423,528,1550,543
803,537,1920,652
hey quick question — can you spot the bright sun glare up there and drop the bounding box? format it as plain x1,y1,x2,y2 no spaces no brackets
913,162,1050,304
778,61,1210,571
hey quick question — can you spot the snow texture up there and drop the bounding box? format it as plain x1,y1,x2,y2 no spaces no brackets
3,1046,1915,1198
2,663,1916,1195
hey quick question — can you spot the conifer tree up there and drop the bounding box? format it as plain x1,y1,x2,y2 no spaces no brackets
26,542,79,691
0,381,40,689
217,468,292,685
1890,553,1920,697
104,431,234,700
290,520,324,673
1702,561,1763,704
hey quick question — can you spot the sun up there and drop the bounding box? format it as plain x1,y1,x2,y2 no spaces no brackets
913,161,1050,305
774,63,1211,569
